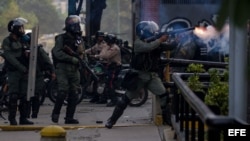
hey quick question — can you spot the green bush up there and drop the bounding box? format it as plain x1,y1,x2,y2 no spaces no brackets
186,63,229,115
186,63,205,93
205,68,229,115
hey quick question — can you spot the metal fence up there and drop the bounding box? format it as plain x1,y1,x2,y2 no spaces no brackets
161,59,249,141
168,72,248,141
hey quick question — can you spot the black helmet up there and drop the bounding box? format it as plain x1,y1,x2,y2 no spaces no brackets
64,15,82,35
135,21,159,40
104,34,117,44
8,17,27,37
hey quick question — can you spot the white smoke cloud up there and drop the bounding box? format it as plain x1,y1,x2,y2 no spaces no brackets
193,24,229,58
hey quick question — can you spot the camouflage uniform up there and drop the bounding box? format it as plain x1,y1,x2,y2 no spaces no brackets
126,39,166,104
105,38,171,128
51,32,85,124
1,35,33,125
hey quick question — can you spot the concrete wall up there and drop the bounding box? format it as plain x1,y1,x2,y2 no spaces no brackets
158,4,220,27
134,0,220,28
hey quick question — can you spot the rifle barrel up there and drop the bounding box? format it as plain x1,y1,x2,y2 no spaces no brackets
145,27,195,42
167,27,195,34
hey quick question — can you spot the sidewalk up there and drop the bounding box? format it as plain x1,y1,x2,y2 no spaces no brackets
0,97,176,141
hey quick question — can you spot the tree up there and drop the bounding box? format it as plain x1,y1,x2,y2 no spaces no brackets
101,0,132,43
0,0,38,41
18,0,65,34
216,0,250,29
0,0,64,42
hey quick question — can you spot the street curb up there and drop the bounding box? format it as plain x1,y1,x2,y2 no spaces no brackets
0,123,151,131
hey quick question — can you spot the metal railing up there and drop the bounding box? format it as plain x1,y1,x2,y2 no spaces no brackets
169,73,249,141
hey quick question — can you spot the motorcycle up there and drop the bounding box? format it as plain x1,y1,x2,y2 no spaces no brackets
47,60,149,107
87,61,149,107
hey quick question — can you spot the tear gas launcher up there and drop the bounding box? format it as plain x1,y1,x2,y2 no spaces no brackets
63,46,99,81
145,27,195,43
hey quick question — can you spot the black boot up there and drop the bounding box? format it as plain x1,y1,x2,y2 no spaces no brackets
51,114,60,123
8,94,18,125
105,95,130,129
51,91,67,123
65,118,79,124
65,91,79,124
31,95,40,118
19,99,34,125
19,118,34,125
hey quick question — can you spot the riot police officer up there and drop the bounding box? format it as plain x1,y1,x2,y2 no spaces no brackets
105,21,171,129
1,18,34,125
51,15,85,124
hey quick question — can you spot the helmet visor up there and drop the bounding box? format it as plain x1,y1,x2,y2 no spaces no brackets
13,17,28,26
66,15,81,25
148,21,159,35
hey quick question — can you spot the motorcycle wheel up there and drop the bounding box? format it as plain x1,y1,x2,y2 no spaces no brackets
48,80,84,105
115,87,148,107
129,88,148,107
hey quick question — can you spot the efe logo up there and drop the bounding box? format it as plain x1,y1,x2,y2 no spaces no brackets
228,129,246,136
